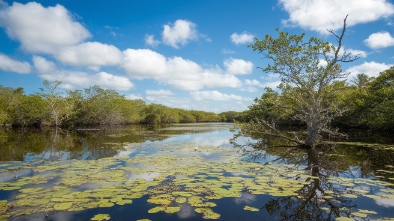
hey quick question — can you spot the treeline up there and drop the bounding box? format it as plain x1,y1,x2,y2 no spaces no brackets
228,67,394,131
2,67,392,129
0,81,222,128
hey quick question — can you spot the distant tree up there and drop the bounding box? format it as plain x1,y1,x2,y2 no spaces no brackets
38,80,74,126
0,86,17,125
362,67,394,129
246,15,358,148
11,94,46,127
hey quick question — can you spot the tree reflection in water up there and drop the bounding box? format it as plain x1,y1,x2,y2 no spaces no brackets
262,148,355,220
238,135,394,221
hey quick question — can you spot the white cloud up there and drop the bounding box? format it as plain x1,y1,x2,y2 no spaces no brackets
345,61,394,79
55,42,123,70
191,91,243,101
221,48,235,54
224,58,253,75
364,31,394,49
244,78,281,90
325,44,368,60
0,2,91,53
145,92,191,109
122,49,242,90
33,56,134,91
279,0,394,34
32,56,57,73
145,89,173,96
122,49,168,79
260,81,282,88
230,32,254,45
318,59,328,67
145,34,160,47
162,19,198,48
347,49,367,58
245,79,261,86
94,72,134,91
0,54,30,74
125,94,144,100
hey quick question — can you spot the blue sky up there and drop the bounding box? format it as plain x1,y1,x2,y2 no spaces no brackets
0,0,393,113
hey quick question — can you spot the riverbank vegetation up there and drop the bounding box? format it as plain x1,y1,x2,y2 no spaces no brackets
0,81,221,128
1,65,393,131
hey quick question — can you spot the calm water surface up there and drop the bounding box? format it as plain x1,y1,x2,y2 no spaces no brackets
0,123,393,221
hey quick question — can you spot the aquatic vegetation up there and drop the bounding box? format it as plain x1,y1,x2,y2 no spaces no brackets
91,213,110,221
195,207,221,219
0,142,393,220
243,205,259,212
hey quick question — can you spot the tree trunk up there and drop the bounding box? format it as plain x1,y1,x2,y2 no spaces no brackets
304,122,319,148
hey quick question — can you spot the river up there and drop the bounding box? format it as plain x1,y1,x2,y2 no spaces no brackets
0,123,393,220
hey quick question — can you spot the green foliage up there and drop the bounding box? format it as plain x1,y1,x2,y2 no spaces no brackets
364,67,394,128
245,87,296,125
11,95,46,127
0,81,224,127
38,80,74,126
246,19,358,147
245,67,394,132
333,68,394,130
219,111,247,122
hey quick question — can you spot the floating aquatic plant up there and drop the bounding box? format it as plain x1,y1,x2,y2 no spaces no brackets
91,213,110,221
0,142,392,220
243,205,259,212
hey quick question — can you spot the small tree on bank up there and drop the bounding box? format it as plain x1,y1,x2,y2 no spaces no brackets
247,15,358,148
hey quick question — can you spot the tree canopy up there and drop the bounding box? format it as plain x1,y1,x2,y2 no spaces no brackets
244,16,359,148
0,82,222,128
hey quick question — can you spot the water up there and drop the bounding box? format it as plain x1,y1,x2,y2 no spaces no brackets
0,123,393,221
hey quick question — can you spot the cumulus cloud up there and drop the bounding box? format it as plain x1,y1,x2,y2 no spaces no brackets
244,78,281,91
33,56,134,91
224,58,253,75
145,34,160,47
191,91,243,101
0,2,91,53
364,31,394,49
279,0,394,34
94,72,134,91
145,89,173,96
162,19,198,48
345,61,394,79
32,56,57,73
122,49,242,90
347,49,368,58
122,49,167,79
125,94,144,100
230,32,254,45
55,42,123,70
245,79,261,86
145,91,191,109
0,54,30,74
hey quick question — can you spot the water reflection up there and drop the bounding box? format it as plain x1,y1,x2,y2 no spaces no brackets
262,148,354,220
239,136,394,221
1,124,393,220
0,123,234,162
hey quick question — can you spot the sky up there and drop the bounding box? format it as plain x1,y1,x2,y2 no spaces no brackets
0,0,393,113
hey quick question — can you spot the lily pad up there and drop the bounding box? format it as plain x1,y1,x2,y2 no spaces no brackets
54,202,73,210
243,205,259,212
91,214,110,221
